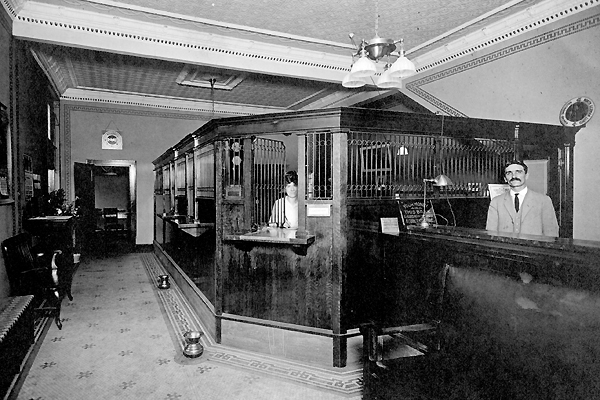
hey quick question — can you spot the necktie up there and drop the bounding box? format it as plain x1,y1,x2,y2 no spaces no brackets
514,193,519,213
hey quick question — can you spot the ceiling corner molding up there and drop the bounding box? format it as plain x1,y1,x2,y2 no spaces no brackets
60,88,285,117
12,0,351,83
306,90,388,110
29,46,67,95
1,0,26,19
404,81,468,118
414,0,598,74
406,8,600,117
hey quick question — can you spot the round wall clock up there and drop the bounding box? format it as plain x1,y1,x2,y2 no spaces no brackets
102,129,123,150
559,97,595,127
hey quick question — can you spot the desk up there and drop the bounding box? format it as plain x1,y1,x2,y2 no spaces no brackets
25,215,76,251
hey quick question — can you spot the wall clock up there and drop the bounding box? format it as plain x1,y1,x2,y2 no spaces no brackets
102,129,123,150
559,97,595,127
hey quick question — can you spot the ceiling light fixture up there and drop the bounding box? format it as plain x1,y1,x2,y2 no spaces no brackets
342,0,416,89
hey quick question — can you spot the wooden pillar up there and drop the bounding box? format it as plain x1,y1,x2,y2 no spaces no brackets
214,140,224,343
331,130,347,367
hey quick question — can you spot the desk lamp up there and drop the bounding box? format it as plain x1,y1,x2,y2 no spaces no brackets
421,174,453,228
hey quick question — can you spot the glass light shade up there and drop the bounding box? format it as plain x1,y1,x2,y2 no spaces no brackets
376,69,402,89
350,56,376,78
342,73,366,88
432,174,453,186
389,56,416,78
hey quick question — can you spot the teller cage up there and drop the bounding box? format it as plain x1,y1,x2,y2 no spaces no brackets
153,107,571,368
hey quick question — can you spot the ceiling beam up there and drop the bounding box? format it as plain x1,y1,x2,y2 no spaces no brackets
12,1,354,83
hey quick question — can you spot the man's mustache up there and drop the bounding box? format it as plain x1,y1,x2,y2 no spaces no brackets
510,178,521,182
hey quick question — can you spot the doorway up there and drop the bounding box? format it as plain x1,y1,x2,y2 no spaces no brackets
74,160,136,254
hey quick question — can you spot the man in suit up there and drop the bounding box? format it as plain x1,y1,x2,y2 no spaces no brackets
486,160,559,237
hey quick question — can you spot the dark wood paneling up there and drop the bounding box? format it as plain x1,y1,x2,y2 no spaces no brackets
222,240,334,329
366,228,600,399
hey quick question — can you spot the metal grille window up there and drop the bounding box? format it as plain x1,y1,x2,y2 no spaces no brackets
175,157,186,196
347,132,514,199
305,132,332,200
348,132,435,198
186,153,194,219
162,165,170,194
439,137,513,196
252,138,286,227
154,168,162,195
195,145,214,198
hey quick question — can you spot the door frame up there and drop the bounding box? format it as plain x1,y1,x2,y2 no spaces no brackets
86,159,137,244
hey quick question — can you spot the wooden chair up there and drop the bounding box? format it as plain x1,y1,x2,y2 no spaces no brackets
103,207,121,232
360,263,450,398
1,233,66,329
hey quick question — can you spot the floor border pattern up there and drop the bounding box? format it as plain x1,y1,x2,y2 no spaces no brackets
140,253,363,397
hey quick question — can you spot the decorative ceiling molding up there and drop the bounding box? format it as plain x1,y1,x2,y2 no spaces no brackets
12,1,352,83
305,90,388,110
286,89,333,110
78,0,355,51
6,0,595,94
406,9,600,117
6,0,598,114
413,0,598,74
60,88,286,116
29,47,66,94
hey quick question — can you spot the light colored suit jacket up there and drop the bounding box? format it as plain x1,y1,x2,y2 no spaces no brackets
486,189,559,237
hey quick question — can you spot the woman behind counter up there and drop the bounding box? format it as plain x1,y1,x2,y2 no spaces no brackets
269,171,298,229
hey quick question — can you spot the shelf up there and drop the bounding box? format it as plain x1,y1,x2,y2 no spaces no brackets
224,227,315,255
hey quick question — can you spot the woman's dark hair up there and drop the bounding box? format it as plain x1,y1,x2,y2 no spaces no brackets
284,170,298,186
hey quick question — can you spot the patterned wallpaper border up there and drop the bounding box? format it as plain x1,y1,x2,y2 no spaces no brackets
407,12,600,117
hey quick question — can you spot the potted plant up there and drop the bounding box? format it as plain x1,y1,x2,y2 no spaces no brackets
46,189,81,217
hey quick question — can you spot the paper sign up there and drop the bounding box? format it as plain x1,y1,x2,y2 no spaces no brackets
380,217,400,234
307,203,331,217
488,184,509,199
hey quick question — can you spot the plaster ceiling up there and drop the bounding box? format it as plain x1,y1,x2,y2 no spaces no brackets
3,0,595,116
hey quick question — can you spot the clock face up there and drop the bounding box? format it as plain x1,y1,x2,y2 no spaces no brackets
559,97,595,127
102,129,122,149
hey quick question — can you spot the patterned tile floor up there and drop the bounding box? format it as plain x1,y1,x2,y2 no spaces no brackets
15,252,363,400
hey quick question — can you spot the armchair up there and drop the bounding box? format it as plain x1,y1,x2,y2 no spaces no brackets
1,233,66,329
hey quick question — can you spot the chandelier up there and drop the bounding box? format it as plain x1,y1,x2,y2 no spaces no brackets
342,2,416,89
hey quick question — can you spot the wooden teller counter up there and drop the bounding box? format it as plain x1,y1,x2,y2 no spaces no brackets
152,107,582,373
371,226,600,398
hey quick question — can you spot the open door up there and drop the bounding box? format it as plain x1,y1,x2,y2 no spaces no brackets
74,162,95,253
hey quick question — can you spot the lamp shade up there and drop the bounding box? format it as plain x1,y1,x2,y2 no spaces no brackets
376,69,402,89
389,55,416,78
350,55,376,78
432,174,453,186
342,73,366,88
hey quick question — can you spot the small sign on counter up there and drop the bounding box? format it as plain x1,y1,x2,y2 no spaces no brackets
380,217,400,234
398,200,436,227
307,203,331,217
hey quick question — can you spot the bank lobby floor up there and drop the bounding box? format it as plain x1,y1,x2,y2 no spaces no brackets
8,244,368,400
